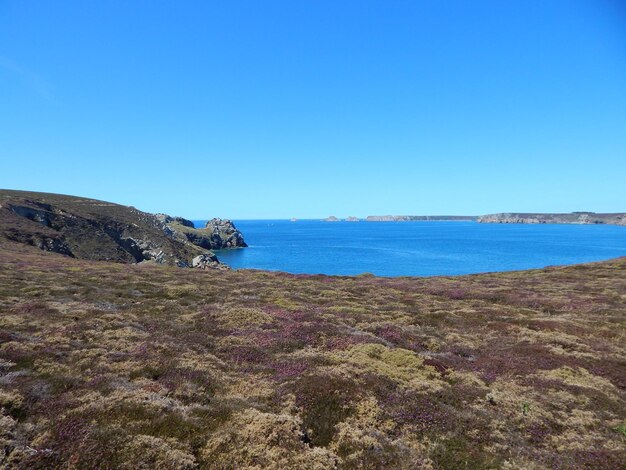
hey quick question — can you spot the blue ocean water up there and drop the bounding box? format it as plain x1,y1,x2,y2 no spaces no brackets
195,220,626,277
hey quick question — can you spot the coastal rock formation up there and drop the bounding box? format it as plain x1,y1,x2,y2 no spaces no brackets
478,213,542,224
161,218,246,250
366,215,478,221
322,216,340,222
192,253,227,270
366,215,408,222
204,218,247,248
477,212,626,226
155,213,195,228
345,216,360,222
0,190,246,269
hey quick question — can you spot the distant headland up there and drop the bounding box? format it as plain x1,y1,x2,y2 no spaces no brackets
321,216,361,222
366,215,477,222
365,212,626,226
477,212,626,226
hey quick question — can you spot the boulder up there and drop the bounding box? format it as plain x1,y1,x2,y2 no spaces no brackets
192,253,227,270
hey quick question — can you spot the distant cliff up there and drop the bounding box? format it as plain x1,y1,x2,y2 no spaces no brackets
364,213,626,225
477,212,626,226
0,189,246,268
366,215,478,221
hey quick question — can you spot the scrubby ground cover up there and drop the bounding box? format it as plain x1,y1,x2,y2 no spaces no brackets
0,241,624,469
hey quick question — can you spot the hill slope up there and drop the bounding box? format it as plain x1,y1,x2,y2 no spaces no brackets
0,239,624,468
0,189,245,268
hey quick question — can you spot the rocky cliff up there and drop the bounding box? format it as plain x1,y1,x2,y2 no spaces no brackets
0,190,246,268
204,218,247,248
164,217,247,250
477,212,626,226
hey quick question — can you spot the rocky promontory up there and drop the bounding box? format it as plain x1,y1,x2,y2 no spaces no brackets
155,213,195,228
477,212,626,226
322,216,340,222
0,189,246,269
165,217,247,250
203,218,247,249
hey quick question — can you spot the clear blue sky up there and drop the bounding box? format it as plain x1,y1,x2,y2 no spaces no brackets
1,1,625,219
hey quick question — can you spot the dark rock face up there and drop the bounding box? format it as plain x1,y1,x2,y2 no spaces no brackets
4,228,73,257
203,218,247,249
179,230,214,250
0,190,245,269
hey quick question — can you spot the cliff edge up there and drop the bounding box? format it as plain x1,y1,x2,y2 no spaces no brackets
0,189,246,268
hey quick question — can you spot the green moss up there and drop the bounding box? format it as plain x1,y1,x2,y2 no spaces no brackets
613,422,626,437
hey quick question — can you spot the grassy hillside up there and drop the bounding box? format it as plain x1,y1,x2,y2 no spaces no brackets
0,189,242,268
0,240,624,469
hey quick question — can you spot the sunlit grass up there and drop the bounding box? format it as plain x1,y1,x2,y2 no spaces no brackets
0,242,624,468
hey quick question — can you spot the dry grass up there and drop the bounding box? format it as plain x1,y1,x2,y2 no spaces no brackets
0,240,624,468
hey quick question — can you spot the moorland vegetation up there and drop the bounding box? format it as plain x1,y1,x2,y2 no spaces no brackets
0,237,624,468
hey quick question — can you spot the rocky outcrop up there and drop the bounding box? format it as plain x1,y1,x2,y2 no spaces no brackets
203,218,247,248
0,190,247,269
155,213,195,228
156,216,247,255
322,216,340,222
192,253,227,270
345,216,360,222
477,212,626,226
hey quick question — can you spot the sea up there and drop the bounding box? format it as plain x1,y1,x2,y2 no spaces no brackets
193,220,626,277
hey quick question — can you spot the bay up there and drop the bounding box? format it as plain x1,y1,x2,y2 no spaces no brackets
194,220,626,277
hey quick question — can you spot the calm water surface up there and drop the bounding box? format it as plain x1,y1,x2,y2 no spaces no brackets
195,220,626,277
